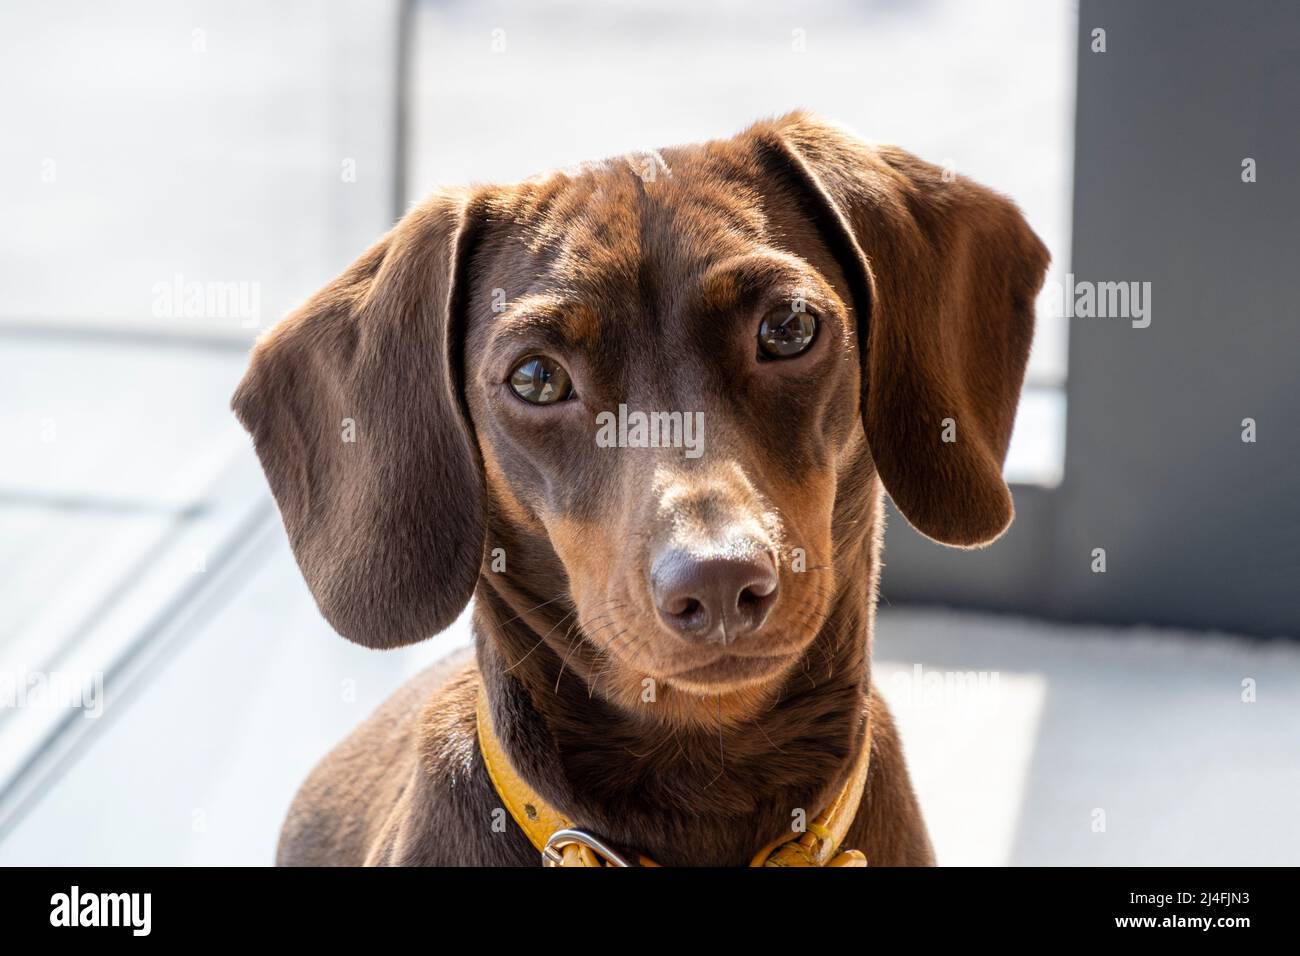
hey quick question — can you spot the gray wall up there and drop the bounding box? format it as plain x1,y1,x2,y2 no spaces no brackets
882,0,1300,638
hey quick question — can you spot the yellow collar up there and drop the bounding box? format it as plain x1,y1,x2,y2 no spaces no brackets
475,687,871,867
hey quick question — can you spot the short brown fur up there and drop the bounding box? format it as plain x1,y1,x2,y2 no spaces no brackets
233,113,1048,867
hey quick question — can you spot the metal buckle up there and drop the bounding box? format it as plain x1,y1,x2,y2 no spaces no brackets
542,828,639,867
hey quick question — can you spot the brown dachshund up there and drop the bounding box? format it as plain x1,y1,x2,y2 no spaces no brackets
232,112,1048,866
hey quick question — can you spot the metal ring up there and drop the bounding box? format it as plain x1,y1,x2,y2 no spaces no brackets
542,828,639,867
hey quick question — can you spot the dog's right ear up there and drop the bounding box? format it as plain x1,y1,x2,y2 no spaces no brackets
232,190,488,649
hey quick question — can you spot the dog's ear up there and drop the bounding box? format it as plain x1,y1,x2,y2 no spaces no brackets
756,114,1049,547
232,190,488,648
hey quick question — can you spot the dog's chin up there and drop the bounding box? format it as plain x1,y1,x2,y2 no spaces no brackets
583,605,828,709
588,626,820,721
659,651,795,694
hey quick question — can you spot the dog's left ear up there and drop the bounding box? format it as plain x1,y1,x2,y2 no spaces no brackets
232,189,489,648
755,114,1050,547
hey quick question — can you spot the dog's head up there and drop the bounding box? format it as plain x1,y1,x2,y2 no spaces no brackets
233,113,1047,710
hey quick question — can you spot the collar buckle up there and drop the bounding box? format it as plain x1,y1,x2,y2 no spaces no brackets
542,828,640,867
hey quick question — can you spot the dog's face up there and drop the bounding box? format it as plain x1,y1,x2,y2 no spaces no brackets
464,158,861,701
232,113,1048,716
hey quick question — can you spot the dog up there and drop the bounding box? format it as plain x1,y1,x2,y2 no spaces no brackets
232,112,1048,866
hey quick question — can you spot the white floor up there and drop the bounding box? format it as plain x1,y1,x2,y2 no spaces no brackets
874,610,1300,866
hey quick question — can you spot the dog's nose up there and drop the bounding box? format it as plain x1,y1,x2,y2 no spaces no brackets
650,547,779,644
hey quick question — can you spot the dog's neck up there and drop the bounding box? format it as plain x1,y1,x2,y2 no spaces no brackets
473,505,880,866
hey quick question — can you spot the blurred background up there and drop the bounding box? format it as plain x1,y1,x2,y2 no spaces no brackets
1,0,1296,865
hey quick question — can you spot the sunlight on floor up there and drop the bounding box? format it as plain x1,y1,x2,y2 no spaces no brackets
876,659,1047,866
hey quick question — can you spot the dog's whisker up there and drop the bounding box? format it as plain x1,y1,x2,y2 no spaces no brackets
508,597,635,678
554,621,594,692
491,594,570,634
699,692,727,792
622,729,675,760
588,628,632,697
746,711,790,755
503,607,576,673
551,603,636,694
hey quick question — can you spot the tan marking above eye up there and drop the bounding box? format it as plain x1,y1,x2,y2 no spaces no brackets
490,296,604,354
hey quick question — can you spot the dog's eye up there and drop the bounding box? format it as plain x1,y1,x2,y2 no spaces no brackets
757,307,818,359
508,355,574,405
